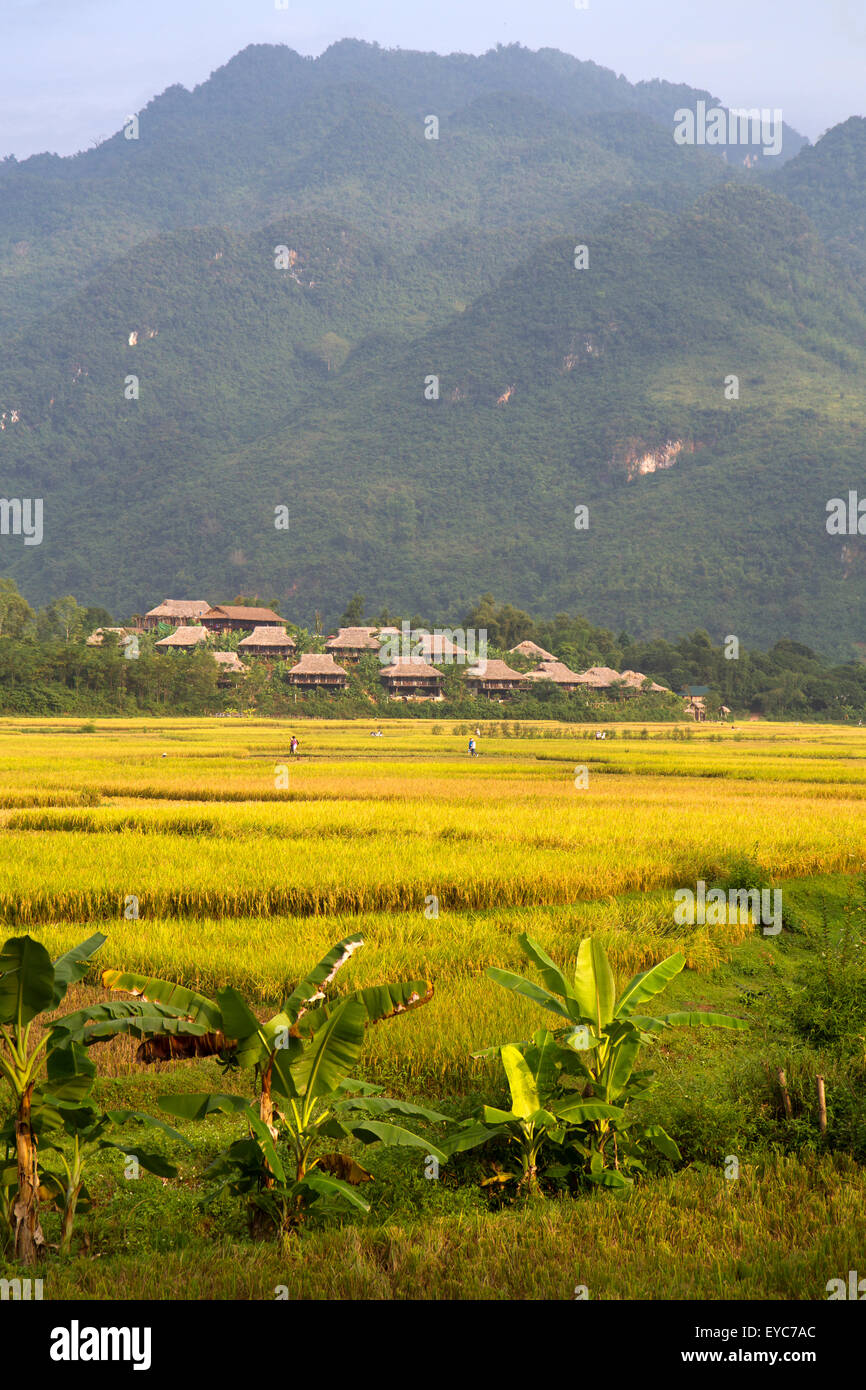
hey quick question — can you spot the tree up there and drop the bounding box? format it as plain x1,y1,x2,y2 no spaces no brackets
37,596,85,645
340,593,365,626
0,578,35,639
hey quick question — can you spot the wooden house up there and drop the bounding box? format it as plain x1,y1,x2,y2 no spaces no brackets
325,627,381,662
380,659,444,701
238,626,298,659
143,600,210,631
463,659,527,698
287,653,349,691
154,625,209,650
680,685,711,721
200,605,284,635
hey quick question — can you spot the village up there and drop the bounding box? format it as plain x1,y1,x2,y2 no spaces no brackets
85,598,723,717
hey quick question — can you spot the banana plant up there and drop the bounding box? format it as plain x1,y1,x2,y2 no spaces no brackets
60,934,433,1129
0,1041,187,1255
0,932,107,1263
478,934,749,1189
160,1006,449,1231
444,1028,621,1191
72,936,445,1230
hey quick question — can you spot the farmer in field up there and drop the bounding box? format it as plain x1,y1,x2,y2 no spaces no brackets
468,736,477,757
290,735,299,755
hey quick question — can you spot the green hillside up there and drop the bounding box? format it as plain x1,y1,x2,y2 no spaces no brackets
0,41,795,337
3,41,863,655
769,116,866,278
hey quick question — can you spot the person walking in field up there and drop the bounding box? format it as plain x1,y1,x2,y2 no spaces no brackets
290,735,299,756
468,737,477,757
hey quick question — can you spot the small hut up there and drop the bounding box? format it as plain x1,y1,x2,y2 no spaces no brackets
143,600,210,631
325,627,381,662
509,639,556,662
380,659,444,701
155,625,209,651
201,606,284,634
212,651,248,685
680,685,711,721
287,653,348,691
238,626,297,659
464,659,527,698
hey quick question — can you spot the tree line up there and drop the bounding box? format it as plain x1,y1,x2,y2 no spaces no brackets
0,579,863,719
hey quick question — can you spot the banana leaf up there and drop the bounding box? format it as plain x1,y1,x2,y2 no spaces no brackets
0,935,55,1027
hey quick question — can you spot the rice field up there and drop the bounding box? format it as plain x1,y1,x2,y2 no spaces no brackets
2,715,865,1299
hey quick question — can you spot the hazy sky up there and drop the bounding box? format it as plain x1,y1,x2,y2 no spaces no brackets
3,0,865,159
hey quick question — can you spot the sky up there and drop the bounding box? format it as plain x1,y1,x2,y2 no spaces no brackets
2,0,865,159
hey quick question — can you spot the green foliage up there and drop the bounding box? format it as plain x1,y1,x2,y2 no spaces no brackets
2,46,859,652
780,892,866,1048
91,937,442,1232
1,1041,185,1256
0,931,106,1261
456,934,748,1192
1,585,864,718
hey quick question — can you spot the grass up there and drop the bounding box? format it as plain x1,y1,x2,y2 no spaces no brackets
1,716,865,1299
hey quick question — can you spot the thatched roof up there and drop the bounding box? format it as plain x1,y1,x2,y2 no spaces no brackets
619,669,670,693
203,606,283,623
212,651,247,673
326,627,381,651
574,665,621,688
510,639,556,661
380,659,442,679
146,599,210,621
238,625,297,650
155,626,209,648
525,660,582,685
465,659,524,682
86,627,131,648
412,632,466,660
289,653,348,677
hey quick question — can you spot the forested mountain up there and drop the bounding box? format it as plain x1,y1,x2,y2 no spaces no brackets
1,41,863,656
769,116,866,278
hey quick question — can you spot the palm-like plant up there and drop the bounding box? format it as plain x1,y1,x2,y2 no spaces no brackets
445,1028,620,1191
2,1040,185,1255
59,936,445,1229
0,933,106,1262
471,934,748,1189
